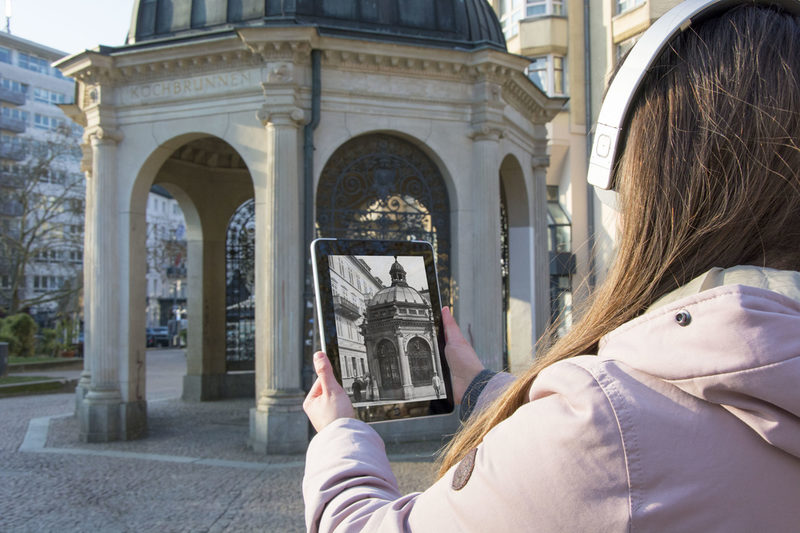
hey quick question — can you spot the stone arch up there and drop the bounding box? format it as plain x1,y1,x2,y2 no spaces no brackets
316,132,452,304
131,134,255,402
499,154,535,373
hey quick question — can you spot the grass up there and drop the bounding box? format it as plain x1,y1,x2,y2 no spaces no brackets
9,355,65,364
0,375,54,385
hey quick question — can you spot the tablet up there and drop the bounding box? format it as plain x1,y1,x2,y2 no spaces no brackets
311,238,454,423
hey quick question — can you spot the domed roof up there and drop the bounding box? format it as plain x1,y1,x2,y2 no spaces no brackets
369,257,427,306
370,284,427,307
127,0,506,51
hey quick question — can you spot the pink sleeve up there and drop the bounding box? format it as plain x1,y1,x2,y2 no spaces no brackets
302,360,630,532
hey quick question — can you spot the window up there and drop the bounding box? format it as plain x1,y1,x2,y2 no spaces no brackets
525,55,566,96
1,78,28,94
0,47,10,64
500,0,565,39
34,113,63,131
18,53,51,75
1,275,9,289
33,87,65,104
69,250,83,263
1,106,29,122
616,34,641,62
617,0,645,14
525,0,565,16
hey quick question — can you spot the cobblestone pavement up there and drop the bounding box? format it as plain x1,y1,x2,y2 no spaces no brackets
0,350,440,533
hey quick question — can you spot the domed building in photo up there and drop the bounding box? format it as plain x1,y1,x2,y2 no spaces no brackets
361,258,443,403
55,0,564,452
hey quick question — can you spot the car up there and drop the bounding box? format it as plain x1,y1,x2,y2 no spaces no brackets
146,326,170,348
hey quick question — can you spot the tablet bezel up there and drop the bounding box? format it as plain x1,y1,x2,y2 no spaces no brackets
311,238,454,423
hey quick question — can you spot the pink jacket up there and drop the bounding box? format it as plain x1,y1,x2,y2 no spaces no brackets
303,273,800,531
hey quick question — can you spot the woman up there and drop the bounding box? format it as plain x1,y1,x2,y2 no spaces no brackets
303,3,800,531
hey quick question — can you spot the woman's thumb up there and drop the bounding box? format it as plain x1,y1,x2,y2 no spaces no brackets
313,352,338,393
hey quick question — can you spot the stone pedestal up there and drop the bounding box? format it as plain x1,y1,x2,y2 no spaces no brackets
248,391,308,454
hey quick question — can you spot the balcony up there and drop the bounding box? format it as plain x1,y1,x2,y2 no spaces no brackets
519,15,568,56
333,295,362,320
0,116,26,134
0,172,23,188
0,201,23,217
0,87,25,106
0,143,25,161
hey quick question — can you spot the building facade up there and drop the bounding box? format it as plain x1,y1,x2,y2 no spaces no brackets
490,0,686,332
0,32,84,324
56,0,564,451
145,184,187,329
328,255,383,399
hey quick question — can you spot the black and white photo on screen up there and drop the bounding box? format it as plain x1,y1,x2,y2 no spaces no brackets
328,254,444,407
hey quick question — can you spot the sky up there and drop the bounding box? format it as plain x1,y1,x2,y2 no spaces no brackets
6,0,136,57
356,255,429,293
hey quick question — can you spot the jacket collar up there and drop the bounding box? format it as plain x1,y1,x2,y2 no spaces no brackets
598,267,800,458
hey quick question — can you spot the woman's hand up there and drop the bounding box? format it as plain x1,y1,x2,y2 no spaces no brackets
442,307,485,405
303,351,355,432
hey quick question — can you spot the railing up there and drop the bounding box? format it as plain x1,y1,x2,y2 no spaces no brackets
0,144,25,161
0,116,26,133
0,87,25,106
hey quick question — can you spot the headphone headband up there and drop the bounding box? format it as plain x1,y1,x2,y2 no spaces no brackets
587,0,800,191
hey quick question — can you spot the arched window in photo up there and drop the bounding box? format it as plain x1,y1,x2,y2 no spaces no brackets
407,336,433,386
377,339,401,388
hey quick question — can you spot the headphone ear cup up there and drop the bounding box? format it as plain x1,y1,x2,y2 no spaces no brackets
586,0,800,192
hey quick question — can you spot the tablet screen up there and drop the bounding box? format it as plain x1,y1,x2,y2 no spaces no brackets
312,239,453,423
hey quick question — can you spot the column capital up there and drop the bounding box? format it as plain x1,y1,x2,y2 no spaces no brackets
256,104,306,127
531,155,550,171
86,126,124,144
469,123,504,142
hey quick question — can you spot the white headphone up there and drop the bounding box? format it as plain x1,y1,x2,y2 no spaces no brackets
587,0,800,191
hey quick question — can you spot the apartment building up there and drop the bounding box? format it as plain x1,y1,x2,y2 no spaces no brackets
490,0,683,330
0,31,83,323
145,185,187,329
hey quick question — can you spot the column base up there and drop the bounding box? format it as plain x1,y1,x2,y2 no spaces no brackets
248,390,308,454
182,373,255,401
78,392,147,442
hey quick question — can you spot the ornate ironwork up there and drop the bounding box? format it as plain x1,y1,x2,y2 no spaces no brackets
407,336,433,386
500,181,509,369
316,134,451,305
377,339,401,388
225,198,255,370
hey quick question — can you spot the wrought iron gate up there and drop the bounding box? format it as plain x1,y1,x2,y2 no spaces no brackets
225,198,255,370
316,134,451,304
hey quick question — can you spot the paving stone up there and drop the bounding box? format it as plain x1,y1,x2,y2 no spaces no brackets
0,350,444,532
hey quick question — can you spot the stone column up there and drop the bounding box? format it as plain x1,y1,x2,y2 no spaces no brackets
249,104,308,454
466,124,505,371
397,335,413,399
531,154,552,346
79,128,124,442
75,139,93,413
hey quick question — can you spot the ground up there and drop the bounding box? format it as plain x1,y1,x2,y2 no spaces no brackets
0,349,439,532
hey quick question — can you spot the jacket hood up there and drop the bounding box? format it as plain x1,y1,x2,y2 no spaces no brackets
598,268,800,459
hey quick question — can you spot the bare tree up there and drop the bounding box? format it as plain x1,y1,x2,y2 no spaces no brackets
0,128,84,317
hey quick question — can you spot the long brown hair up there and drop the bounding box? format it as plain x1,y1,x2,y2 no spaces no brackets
439,6,800,476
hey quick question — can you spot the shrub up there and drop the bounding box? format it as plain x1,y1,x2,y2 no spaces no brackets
0,314,38,358
38,328,59,357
